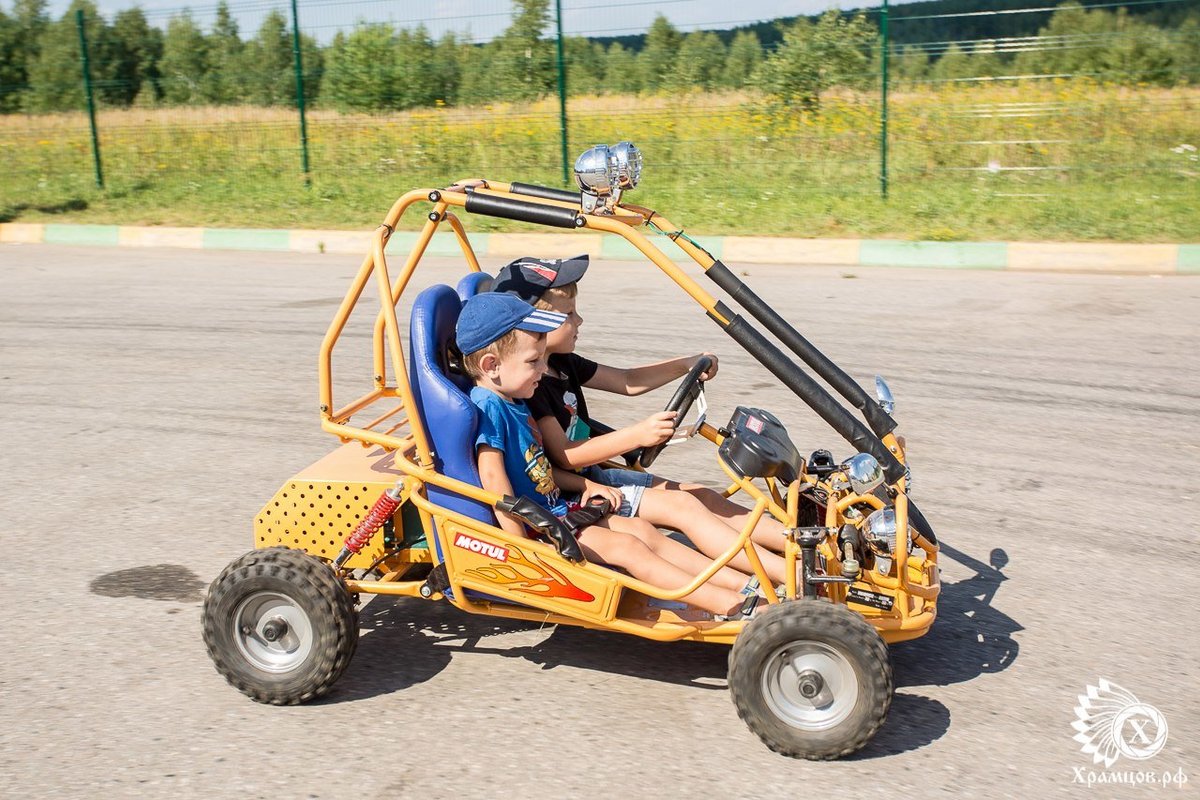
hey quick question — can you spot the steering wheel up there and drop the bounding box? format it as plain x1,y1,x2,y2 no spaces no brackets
639,356,712,469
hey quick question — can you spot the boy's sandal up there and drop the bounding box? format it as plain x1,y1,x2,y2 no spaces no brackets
716,594,764,622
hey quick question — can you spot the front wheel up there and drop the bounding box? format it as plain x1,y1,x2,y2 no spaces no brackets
728,600,892,759
202,547,358,705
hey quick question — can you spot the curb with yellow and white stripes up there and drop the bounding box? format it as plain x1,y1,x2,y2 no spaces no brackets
2,222,1196,275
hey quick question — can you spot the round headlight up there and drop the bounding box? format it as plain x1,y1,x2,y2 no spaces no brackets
863,507,897,555
610,141,642,190
844,453,883,496
574,145,613,195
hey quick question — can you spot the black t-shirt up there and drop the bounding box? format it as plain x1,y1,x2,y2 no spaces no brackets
528,352,599,441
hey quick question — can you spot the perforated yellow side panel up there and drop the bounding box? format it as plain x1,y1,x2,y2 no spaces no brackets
253,442,426,570
257,480,390,567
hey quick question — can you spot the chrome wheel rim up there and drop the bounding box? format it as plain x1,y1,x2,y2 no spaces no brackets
761,641,859,731
233,591,313,673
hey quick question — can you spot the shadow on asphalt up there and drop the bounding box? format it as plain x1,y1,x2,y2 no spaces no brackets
849,692,951,760
330,596,730,704
328,543,1019,757
891,544,1022,689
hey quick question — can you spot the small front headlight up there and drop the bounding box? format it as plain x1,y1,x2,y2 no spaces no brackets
574,144,614,195
844,453,884,496
610,141,642,190
863,507,897,555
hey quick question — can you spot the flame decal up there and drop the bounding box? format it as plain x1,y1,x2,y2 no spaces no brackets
465,545,594,602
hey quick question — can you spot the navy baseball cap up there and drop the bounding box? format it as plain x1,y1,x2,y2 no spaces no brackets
493,255,590,303
456,292,567,355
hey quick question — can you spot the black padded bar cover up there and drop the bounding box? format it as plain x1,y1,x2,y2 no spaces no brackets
706,260,897,438
509,182,583,205
465,192,580,229
906,498,938,545
720,313,905,484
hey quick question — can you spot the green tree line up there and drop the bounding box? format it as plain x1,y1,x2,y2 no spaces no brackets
0,0,1196,115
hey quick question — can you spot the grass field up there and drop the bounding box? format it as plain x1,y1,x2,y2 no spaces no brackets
1,83,1196,241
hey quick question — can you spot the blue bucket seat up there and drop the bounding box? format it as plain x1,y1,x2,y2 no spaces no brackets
407,284,495,561
456,271,493,302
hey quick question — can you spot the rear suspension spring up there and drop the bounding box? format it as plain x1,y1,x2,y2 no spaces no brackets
333,487,403,567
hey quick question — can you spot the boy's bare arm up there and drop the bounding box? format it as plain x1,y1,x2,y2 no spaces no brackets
536,413,675,470
584,353,718,396
476,446,527,538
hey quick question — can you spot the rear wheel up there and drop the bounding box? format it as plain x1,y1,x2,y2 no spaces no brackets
202,547,358,704
728,600,892,759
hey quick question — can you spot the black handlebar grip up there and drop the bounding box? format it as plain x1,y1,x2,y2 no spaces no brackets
495,495,584,562
465,192,582,229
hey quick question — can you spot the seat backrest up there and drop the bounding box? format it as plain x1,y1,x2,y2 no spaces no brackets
407,284,495,535
456,271,494,302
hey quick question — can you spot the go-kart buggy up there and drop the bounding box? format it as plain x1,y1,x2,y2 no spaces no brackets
202,143,941,760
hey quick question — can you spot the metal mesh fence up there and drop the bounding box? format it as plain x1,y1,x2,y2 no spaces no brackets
0,0,1196,234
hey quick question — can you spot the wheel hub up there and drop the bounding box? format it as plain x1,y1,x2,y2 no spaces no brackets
796,669,824,699
761,642,859,732
261,616,289,642
232,591,314,674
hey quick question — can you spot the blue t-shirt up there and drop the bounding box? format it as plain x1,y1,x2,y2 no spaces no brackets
470,386,568,517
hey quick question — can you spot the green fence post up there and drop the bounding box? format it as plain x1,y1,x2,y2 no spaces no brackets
554,0,570,186
75,9,103,189
879,0,889,199
290,0,311,183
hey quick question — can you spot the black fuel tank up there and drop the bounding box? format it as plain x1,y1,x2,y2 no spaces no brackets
718,406,804,484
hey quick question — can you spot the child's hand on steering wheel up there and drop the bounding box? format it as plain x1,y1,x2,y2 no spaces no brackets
693,352,719,380
634,410,678,447
582,480,623,510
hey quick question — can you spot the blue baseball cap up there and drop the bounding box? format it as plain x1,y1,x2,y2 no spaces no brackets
493,254,590,303
456,292,567,355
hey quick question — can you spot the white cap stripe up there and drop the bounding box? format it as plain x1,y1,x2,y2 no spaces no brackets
527,310,566,321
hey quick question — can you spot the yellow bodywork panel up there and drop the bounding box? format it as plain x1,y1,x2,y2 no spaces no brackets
255,442,428,570
438,521,621,621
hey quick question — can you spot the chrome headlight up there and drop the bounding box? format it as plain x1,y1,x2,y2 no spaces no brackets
574,145,613,195
610,141,642,190
863,507,897,555
844,453,883,496
574,142,641,213
874,375,895,414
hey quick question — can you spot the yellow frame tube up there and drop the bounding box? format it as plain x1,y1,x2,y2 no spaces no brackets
371,204,447,389
444,212,482,271
318,188,428,418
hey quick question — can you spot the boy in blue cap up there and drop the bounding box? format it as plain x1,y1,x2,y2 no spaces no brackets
456,291,762,619
493,256,794,587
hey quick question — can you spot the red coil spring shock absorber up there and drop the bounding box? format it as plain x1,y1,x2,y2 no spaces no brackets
333,487,403,568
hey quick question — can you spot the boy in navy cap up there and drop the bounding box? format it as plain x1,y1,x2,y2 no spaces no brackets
457,291,761,619
493,256,794,588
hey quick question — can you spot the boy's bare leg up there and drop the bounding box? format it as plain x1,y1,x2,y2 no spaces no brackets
605,515,751,593
656,479,790,553
636,488,792,586
577,521,746,616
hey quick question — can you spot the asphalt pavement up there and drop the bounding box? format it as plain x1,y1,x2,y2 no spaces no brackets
1,244,1196,798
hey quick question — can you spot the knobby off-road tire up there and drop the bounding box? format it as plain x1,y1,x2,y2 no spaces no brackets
728,600,893,760
202,547,358,705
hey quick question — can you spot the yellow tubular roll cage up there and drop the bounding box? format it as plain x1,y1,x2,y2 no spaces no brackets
314,181,939,646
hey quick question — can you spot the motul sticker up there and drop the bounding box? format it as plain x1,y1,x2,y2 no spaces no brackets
846,586,894,611
453,533,509,562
